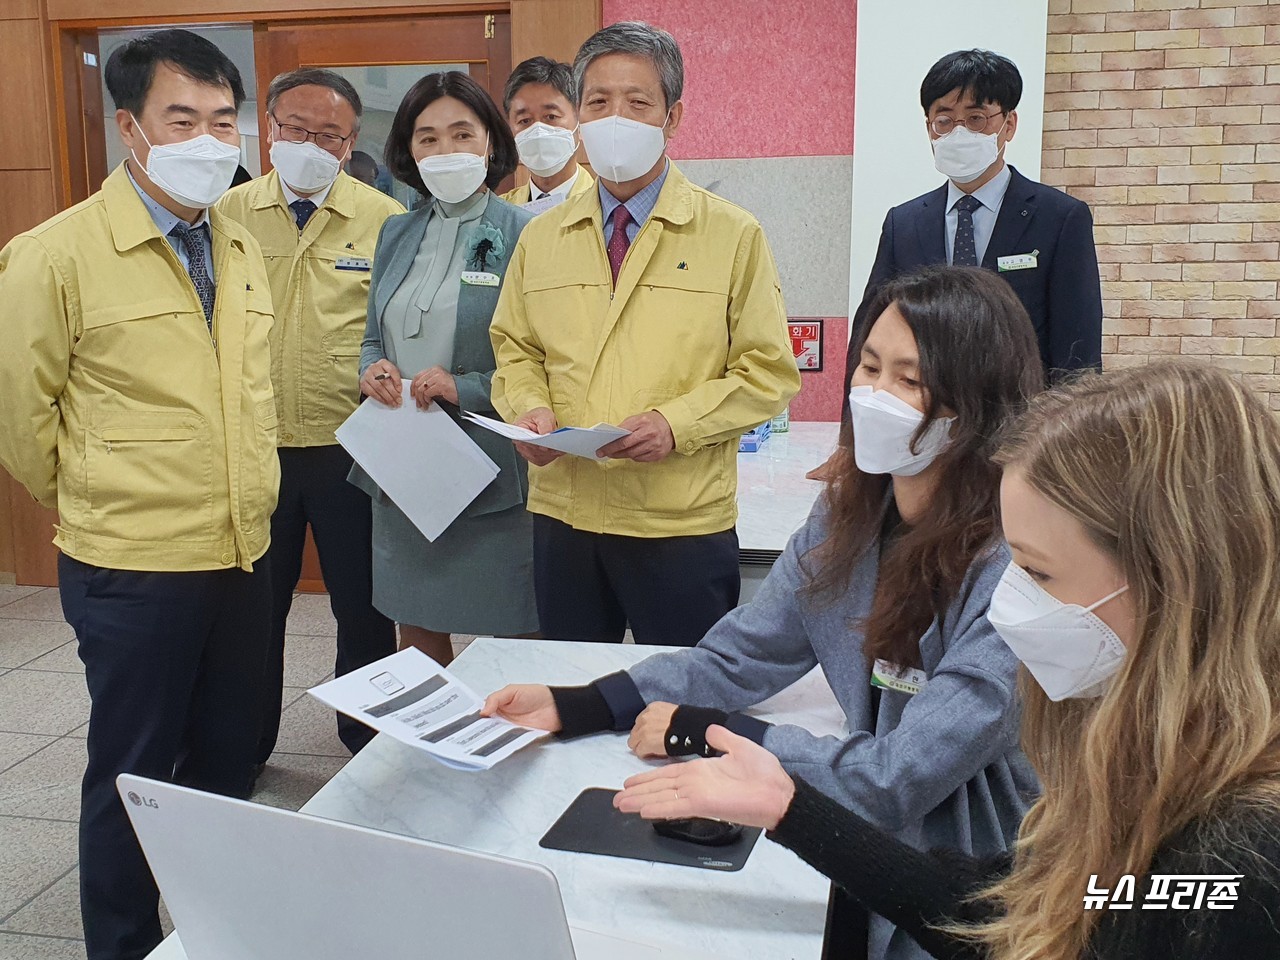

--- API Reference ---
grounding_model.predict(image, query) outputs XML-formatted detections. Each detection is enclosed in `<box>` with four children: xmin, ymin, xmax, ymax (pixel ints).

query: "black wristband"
<box><xmin>665</xmin><ymin>705</ymin><xmax>730</xmax><ymax>757</ymax></box>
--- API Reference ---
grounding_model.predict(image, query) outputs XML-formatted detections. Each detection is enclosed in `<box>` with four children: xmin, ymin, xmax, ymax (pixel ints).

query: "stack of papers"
<box><xmin>308</xmin><ymin>649</ymin><xmax>545</xmax><ymax>771</ymax></box>
<box><xmin>335</xmin><ymin>380</ymin><xmax>498</xmax><ymax>541</ymax></box>
<box><xmin>462</xmin><ymin>411</ymin><xmax>630</xmax><ymax>461</ymax></box>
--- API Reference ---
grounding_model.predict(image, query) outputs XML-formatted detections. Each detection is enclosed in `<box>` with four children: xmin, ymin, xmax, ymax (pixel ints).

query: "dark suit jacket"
<box><xmin>353</xmin><ymin>193</ymin><xmax>535</xmax><ymax>519</ymax></box>
<box><xmin>845</xmin><ymin>166</ymin><xmax>1102</xmax><ymax>391</ymax></box>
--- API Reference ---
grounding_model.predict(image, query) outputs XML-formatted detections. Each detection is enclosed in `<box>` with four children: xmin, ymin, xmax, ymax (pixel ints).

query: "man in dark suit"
<box><xmin>846</xmin><ymin>49</ymin><xmax>1102</xmax><ymax>394</ymax></box>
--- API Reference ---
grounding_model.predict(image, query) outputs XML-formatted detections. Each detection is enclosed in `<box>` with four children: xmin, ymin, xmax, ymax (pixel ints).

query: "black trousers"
<box><xmin>60</xmin><ymin>551</ymin><xmax>271</xmax><ymax>960</ymax></box>
<box><xmin>260</xmin><ymin>444</ymin><xmax>396</xmax><ymax>761</ymax></box>
<box><xmin>532</xmin><ymin>514</ymin><xmax>740</xmax><ymax>646</ymax></box>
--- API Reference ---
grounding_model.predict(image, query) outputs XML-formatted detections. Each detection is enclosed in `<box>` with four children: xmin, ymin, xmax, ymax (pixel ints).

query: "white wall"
<box><xmin>848</xmin><ymin>0</ymin><xmax>1049</xmax><ymax>319</ymax></box>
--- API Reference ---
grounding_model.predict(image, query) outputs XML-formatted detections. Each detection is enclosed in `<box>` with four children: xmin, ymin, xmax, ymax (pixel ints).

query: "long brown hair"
<box><xmin>975</xmin><ymin>361</ymin><xmax>1280</xmax><ymax>959</ymax></box>
<box><xmin>807</xmin><ymin>266</ymin><xmax>1043</xmax><ymax>667</ymax></box>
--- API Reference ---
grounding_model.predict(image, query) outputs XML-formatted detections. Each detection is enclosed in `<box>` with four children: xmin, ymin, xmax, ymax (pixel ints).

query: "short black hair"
<box><xmin>502</xmin><ymin>57</ymin><xmax>575</xmax><ymax>115</ymax></box>
<box><xmin>105</xmin><ymin>29</ymin><xmax>245</xmax><ymax>116</ymax></box>
<box><xmin>267</xmin><ymin>68</ymin><xmax>363</xmax><ymax>130</ymax></box>
<box><xmin>384</xmin><ymin>71</ymin><xmax>518</xmax><ymax>200</ymax></box>
<box><xmin>920</xmin><ymin>49</ymin><xmax>1022</xmax><ymax>115</ymax></box>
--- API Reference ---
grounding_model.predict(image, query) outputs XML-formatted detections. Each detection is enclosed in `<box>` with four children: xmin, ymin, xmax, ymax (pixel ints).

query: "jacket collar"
<box><xmin>105</xmin><ymin>161</ymin><xmax>246</xmax><ymax>255</ymax></box>
<box><xmin>560</xmin><ymin>159</ymin><xmax>695</xmax><ymax>229</ymax></box>
<box><xmin>251</xmin><ymin>168</ymin><xmax>359</xmax><ymax>219</ymax></box>
<box><xmin>105</xmin><ymin>162</ymin><xmax>176</xmax><ymax>253</ymax></box>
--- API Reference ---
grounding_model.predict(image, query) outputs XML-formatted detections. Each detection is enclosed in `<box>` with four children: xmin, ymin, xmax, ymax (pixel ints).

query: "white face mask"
<box><xmin>417</xmin><ymin>136</ymin><xmax>488</xmax><ymax>204</ymax></box>
<box><xmin>130</xmin><ymin>116</ymin><xmax>241</xmax><ymax>209</ymax></box>
<box><xmin>270</xmin><ymin>139</ymin><xmax>344</xmax><ymax>194</ymax></box>
<box><xmin>515</xmin><ymin>122</ymin><xmax>578</xmax><ymax>177</ymax></box>
<box><xmin>579</xmin><ymin>111</ymin><xmax>669</xmax><ymax>183</ymax></box>
<box><xmin>847</xmin><ymin>385</ymin><xmax>955</xmax><ymax>477</ymax></box>
<box><xmin>988</xmin><ymin>562</ymin><xmax>1130</xmax><ymax>701</ymax></box>
<box><xmin>931</xmin><ymin>119</ymin><xmax>1006</xmax><ymax>184</ymax></box>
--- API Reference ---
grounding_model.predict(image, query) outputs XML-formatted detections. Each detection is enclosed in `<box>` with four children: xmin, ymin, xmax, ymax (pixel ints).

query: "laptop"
<box><xmin>118</xmin><ymin>774</ymin><xmax>719</xmax><ymax>960</ymax></box>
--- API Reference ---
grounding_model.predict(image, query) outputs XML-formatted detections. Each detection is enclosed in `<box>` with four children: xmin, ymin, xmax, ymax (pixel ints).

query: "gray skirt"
<box><xmin>369</xmin><ymin>496</ymin><xmax>539</xmax><ymax>635</ymax></box>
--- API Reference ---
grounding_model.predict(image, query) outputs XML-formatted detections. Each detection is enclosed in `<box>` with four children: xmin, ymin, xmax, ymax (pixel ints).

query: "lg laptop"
<box><xmin>118</xmin><ymin>774</ymin><xmax>718</xmax><ymax>960</ymax></box>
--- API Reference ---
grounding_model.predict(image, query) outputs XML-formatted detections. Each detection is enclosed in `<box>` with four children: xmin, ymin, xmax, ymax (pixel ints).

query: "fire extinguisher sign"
<box><xmin>788</xmin><ymin>318</ymin><xmax>824</xmax><ymax>372</ymax></box>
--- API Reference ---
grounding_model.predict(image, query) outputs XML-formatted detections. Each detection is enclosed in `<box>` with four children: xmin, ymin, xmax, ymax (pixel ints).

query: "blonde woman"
<box><xmin>616</xmin><ymin>360</ymin><xmax>1280</xmax><ymax>959</ymax></box>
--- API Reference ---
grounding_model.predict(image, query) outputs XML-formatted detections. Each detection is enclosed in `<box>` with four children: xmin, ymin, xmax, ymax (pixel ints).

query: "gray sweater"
<box><xmin>593</xmin><ymin>497</ymin><xmax>1038</xmax><ymax>960</ymax></box>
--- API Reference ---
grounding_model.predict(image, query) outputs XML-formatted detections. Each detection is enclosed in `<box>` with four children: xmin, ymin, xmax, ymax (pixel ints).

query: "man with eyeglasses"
<box><xmin>844</xmin><ymin>49</ymin><xmax>1101</xmax><ymax>399</ymax></box>
<box><xmin>218</xmin><ymin>68</ymin><xmax>402</xmax><ymax>778</ymax></box>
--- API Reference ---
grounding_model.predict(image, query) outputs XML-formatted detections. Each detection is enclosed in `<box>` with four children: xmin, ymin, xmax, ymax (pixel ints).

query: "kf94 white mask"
<box><xmin>270</xmin><ymin>139</ymin><xmax>344</xmax><ymax>194</ymax></box>
<box><xmin>847</xmin><ymin>385</ymin><xmax>955</xmax><ymax>477</ymax></box>
<box><xmin>131</xmin><ymin>118</ymin><xmax>241</xmax><ymax>209</ymax></box>
<box><xmin>579</xmin><ymin>112</ymin><xmax>668</xmax><ymax>183</ymax></box>
<box><xmin>931</xmin><ymin>121</ymin><xmax>1005</xmax><ymax>184</ymax></box>
<box><xmin>515</xmin><ymin>122</ymin><xmax>578</xmax><ymax>177</ymax></box>
<box><xmin>988</xmin><ymin>562</ymin><xmax>1130</xmax><ymax>701</ymax></box>
<box><xmin>417</xmin><ymin>137</ymin><xmax>489</xmax><ymax>204</ymax></box>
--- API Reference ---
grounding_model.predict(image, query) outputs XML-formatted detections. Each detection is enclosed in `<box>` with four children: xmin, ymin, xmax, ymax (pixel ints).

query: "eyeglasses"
<box><xmin>270</xmin><ymin>114</ymin><xmax>352</xmax><ymax>151</ymax></box>
<box><xmin>929</xmin><ymin>110</ymin><xmax>1006</xmax><ymax>137</ymax></box>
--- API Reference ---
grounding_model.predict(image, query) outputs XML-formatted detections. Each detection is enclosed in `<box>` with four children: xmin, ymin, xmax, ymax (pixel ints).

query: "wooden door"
<box><xmin>258</xmin><ymin>11</ymin><xmax>512</xmax><ymax>591</ymax></box>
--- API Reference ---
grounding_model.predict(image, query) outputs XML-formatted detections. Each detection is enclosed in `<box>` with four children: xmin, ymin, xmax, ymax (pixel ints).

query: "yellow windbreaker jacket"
<box><xmin>0</xmin><ymin>164</ymin><xmax>279</xmax><ymax>572</ymax></box>
<box><xmin>490</xmin><ymin>161</ymin><xmax>800</xmax><ymax>538</ymax></box>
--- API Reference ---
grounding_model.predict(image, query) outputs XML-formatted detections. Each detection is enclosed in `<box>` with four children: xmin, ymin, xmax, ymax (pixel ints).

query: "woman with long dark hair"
<box><xmin>485</xmin><ymin>265</ymin><xmax>1046</xmax><ymax>960</ymax></box>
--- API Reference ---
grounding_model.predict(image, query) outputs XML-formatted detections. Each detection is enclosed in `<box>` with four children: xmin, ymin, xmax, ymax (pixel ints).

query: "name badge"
<box><xmin>461</xmin><ymin>271</ymin><xmax>500</xmax><ymax>287</ymax></box>
<box><xmin>871</xmin><ymin>659</ymin><xmax>929</xmax><ymax>696</ymax></box>
<box><xmin>997</xmin><ymin>252</ymin><xmax>1038</xmax><ymax>272</ymax></box>
<box><xmin>335</xmin><ymin>257</ymin><xmax>371</xmax><ymax>272</ymax></box>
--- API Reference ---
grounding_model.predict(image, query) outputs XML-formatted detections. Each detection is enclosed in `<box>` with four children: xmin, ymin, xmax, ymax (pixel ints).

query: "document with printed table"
<box><xmin>335</xmin><ymin>380</ymin><xmax>498</xmax><ymax>542</ymax></box>
<box><xmin>462</xmin><ymin>411</ymin><xmax>630</xmax><ymax>461</ymax></box>
<box><xmin>308</xmin><ymin>648</ymin><xmax>546</xmax><ymax>770</ymax></box>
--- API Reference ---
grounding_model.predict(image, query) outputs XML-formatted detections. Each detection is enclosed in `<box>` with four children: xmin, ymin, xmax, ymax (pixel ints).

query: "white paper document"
<box><xmin>335</xmin><ymin>380</ymin><xmax>498</xmax><ymax>541</ymax></box>
<box><xmin>462</xmin><ymin>411</ymin><xmax>630</xmax><ymax>461</ymax></box>
<box><xmin>308</xmin><ymin>649</ymin><xmax>545</xmax><ymax>770</ymax></box>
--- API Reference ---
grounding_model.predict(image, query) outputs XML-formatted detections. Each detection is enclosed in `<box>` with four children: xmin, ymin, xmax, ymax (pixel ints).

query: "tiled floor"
<box><xmin>0</xmin><ymin>584</ymin><xmax>471</xmax><ymax>959</ymax></box>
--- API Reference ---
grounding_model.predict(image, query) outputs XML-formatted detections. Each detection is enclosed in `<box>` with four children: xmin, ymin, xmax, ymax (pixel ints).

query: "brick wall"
<box><xmin>1042</xmin><ymin>0</ymin><xmax>1280</xmax><ymax>408</ymax></box>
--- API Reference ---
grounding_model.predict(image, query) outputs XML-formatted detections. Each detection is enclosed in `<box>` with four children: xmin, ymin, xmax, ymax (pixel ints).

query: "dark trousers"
<box><xmin>532</xmin><ymin>514</ymin><xmax>740</xmax><ymax>646</ymax></box>
<box><xmin>60</xmin><ymin>551</ymin><xmax>272</xmax><ymax>960</ymax></box>
<box><xmin>260</xmin><ymin>444</ymin><xmax>396</xmax><ymax>761</ymax></box>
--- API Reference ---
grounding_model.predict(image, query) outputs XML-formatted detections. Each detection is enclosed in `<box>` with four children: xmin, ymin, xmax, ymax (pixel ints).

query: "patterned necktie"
<box><xmin>169</xmin><ymin>221</ymin><xmax>214</xmax><ymax>328</ymax></box>
<box><xmin>607</xmin><ymin>204</ymin><xmax>633</xmax><ymax>286</ymax></box>
<box><xmin>290</xmin><ymin>199</ymin><xmax>317</xmax><ymax>230</ymax></box>
<box><xmin>952</xmin><ymin>194</ymin><xmax>982</xmax><ymax>267</ymax></box>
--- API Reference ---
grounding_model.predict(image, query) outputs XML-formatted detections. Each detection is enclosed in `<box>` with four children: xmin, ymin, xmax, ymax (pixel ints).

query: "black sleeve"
<box><xmin>769</xmin><ymin>778</ymin><xmax>1009</xmax><ymax>960</ymax></box>
<box><xmin>549</xmin><ymin>682</ymin><xmax>616</xmax><ymax>739</ymax></box>
<box><xmin>1045</xmin><ymin>199</ymin><xmax>1103</xmax><ymax>380</ymax></box>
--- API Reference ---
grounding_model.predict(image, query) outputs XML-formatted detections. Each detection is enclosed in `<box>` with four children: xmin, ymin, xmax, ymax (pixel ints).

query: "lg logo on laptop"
<box><xmin>128</xmin><ymin>791</ymin><xmax>159</xmax><ymax>809</ymax></box>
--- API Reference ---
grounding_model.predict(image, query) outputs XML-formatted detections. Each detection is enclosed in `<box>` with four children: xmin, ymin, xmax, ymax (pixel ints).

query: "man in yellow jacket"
<box><xmin>0</xmin><ymin>31</ymin><xmax>277</xmax><ymax>960</ymax></box>
<box><xmin>491</xmin><ymin>22</ymin><xmax>800</xmax><ymax>647</ymax></box>
<box><xmin>500</xmin><ymin>56</ymin><xmax>594</xmax><ymax>208</ymax></box>
<box><xmin>217</xmin><ymin>68</ymin><xmax>403</xmax><ymax>771</ymax></box>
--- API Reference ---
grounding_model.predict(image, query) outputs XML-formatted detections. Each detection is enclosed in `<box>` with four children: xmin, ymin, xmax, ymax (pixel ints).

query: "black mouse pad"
<box><xmin>539</xmin><ymin>787</ymin><xmax>761</xmax><ymax>872</ymax></box>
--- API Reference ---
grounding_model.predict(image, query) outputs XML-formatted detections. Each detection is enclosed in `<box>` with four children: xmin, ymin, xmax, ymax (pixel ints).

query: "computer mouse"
<box><xmin>651</xmin><ymin>817</ymin><xmax>744</xmax><ymax>847</ymax></box>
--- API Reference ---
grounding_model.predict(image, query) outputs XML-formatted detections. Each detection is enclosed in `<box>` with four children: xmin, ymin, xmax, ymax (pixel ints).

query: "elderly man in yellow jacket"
<box><xmin>491</xmin><ymin>22</ymin><xmax>800</xmax><ymax>647</ymax></box>
<box><xmin>0</xmin><ymin>31</ymin><xmax>277</xmax><ymax>960</ymax></box>
<box><xmin>217</xmin><ymin>68</ymin><xmax>403</xmax><ymax>772</ymax></box>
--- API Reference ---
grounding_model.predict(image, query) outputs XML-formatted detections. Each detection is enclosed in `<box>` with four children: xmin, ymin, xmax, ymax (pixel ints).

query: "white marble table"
<box><xmin>735</xmin><ymin>422</ymin><xmax>838</xmax><ymax>554</ymax></box>
<box><xmin>146</xmin><ymin>638</ymin><xmax>844</xmax><ymax>960</ymax></box>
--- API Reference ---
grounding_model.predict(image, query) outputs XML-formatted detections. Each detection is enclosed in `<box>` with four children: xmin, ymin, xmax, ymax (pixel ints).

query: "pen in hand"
<box><xmin>374</xmin><ymin>373</ymin><xmax>390</xmax><ymax>381</ymax></box>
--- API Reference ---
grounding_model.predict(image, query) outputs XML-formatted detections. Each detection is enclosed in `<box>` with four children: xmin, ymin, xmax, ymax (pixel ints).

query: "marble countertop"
<box><xmin>736</xmin><ymin>422</ymin><xmax>839</xmax><ymax>554</ymax></box>
<box><xmin>299</xmin><ymin>638</ymin><xmax>845</xmax><ymax>959</ymax></box>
